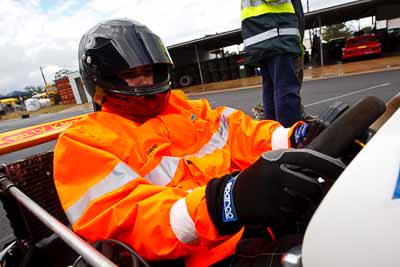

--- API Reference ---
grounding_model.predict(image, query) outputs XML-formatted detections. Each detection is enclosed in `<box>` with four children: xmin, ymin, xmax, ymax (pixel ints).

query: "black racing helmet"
<box><xmin>78</xmin><ymin>19</ymin><xmax>173</xmax><ymax>104</ymax></box>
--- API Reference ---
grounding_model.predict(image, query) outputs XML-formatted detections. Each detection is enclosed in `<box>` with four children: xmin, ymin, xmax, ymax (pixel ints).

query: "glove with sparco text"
<box><xmin>291</xmin><ymin>102</ymin><xmax>349</xmax><ymax>148</ymax></box>
<box><xmin>205</xmin><ymin>149</ymin><xmax>345</xmax><ymax>235</ymax></box>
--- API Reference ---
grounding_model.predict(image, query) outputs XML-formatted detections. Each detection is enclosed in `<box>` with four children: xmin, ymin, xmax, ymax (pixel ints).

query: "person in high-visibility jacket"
<box><xmin>241</xmin><ymin>0</ymin><xmax>305</xmax><ymax>127</ymax></box>
<box><xmin>54</xmin><ymin>19</ymin><xmax>325</xmax><ymax>266</ymax></box>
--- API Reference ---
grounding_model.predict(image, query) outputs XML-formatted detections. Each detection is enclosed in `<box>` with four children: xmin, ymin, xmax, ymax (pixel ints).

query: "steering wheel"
<box><xmin>307</xmin><ymin>96</ymin><xmax>386</xmax><ymax>158</ymax></box>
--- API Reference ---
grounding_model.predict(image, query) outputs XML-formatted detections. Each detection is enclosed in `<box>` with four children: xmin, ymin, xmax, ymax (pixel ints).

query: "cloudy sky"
<box><xmin>0</xmin><ymin>0</ymin><xmax>356</xmax><ymax>94</ymax></box>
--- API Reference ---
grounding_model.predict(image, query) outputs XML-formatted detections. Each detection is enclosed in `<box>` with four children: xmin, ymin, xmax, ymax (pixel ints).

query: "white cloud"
<box><xmin>0</xmin><ymin>0</ymin><xmax>366</xmax><ymax>95</ymax></box>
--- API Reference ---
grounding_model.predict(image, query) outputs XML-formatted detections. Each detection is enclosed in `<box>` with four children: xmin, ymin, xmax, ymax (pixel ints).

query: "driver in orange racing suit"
<box><xmin>54</xmin><ymin>19</ymin><xmax>326</xmax><ymax>266</ymax></box>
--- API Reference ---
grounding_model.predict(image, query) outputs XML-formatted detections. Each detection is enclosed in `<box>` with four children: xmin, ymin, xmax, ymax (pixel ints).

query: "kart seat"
<box><xmin>0</xmin><ymin>151</ymin><xmax>69</xmax><ymax>244</ymax></box>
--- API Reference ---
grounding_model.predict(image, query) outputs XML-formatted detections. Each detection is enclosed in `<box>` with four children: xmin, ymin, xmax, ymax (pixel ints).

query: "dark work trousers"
<box><xmin>260</xmin><ymin>54</ymin><xmax>301</xmax><ymax>127</ymax></box>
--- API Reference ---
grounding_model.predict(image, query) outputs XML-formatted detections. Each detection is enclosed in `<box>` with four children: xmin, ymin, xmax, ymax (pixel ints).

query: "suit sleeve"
<box><xmin>215</xmin><ymin>106</ymin><xmax>301</xmax><ymax>169</ymax></box>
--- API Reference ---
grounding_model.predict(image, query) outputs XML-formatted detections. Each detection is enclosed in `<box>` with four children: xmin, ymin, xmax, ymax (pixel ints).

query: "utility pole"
<box><xmin>318</xmin><ymin>16</ymin><xmax>324</xmax><ymax>66</ymax></box>
<box><xmin>40</xmin><ymin>66</ymin><xmax>48</xmax><ymax>87</ymax></box>
<box><xmin>194</xmin><ymin>45</ymin><xmax>206</xmax><ymax>92</ymax></box>
<box><xmin>307</xmin><ymin>0</ymin><xmax>313</xmax><ymax>53</ymax></box>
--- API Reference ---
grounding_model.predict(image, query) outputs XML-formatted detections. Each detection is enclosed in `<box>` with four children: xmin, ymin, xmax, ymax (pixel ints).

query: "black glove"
<box><xmin>291</xmin><ymin>102</ymin><xmax>349</xmax><ymax>148</ymax></box>
<box><xmin>206</xmin><ymin>149</ymin><xmax>345</xmax><ymax>235</ymax></box>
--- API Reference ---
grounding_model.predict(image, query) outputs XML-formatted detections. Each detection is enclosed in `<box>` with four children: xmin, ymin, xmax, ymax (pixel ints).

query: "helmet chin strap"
<box><xmin>94</xmin><ymin>86</ymin><xmax>108</xmax><ymax>106</ymax></box>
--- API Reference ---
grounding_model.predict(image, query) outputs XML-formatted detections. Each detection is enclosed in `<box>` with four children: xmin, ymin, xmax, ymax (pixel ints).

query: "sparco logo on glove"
<box><xmin>222</xmin><ymin>176</ymin><xmax>238</xmax><ymax>223</ymax></box>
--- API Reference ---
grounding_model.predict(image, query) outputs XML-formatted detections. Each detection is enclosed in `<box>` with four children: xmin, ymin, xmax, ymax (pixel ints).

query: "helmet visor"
<box><xmin>98</xmin><ymin>64</ymin><xmax>171</xmax><ymax>96</ymax></box>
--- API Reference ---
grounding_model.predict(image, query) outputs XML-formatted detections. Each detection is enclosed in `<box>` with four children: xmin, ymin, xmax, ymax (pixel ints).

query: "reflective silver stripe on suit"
<box><xmin>241</xmin><ymin>0</ymin><xmax>290</xmax><ymax>9</ymax></box>
<box><xmin>192</xmin><ymin>107</ymin><xmax>235</xmax><ymax>157</ymax></box>
<box><xmin>169</xmin><ymin>197</ymin><xmax>199</xmax><ymax>244</ymax></box>
<box><xmin>144</xmin><ymin>156</ymin><xmax>180</xmax><ymax>185</ymax></box>
<box><xmin>279</xmin><ymin>28</ymin><xmax>301</xmax><ymax>37</ymax></box>
<box><xmin>66</xmin><ymin>162</ymin><xmax>139</xmax><ymax>224</ymax></box>
<box><xmin>243</xmin><ymin>27</ymin><xmax>300</xmax><ymax>47</ymax></box>
<box><xmin>144</xmin><ymin>107</ymin><xmax>237</xmax><ymax>186</ymax></box>
<box><xmin>265</xmin><ymin>0</ymin><xmax>291</xmax><ymax>5</ymax></box>
<box><xmin>271</xmin><ymin>126</ymin><xmax>290</xmax><ymax>150</ymax></box>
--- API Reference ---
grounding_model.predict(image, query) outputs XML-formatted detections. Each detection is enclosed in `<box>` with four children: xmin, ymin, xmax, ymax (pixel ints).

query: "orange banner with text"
<box><xmin>0</xmin><ymin>115</ymin><xmax>86</xmax><ymax>155</ymax></box>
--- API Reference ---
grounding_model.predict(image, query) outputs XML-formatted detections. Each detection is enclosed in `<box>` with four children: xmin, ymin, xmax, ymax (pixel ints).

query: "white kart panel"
<box><xmin>303</xmin><ymin>109</ymin><xmax>400</xmax><ymax>267</ymax></box>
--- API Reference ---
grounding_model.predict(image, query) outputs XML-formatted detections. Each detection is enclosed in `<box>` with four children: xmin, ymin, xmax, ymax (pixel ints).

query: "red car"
<box><xmin>342</xmin><ymin>34</ymin><xmax>381</xmax><ymax>61</ymax></box>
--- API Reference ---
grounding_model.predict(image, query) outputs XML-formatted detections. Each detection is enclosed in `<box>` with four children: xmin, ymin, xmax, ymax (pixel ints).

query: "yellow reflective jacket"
<box><xmin>241</xmin><ymin>0</ymin><xmax>302</xmax><ymax>65</ymax></box>
<box><xmin>54</xmin><ymin>91</ymin><xmax>299</xmax><ymax>266</ymax></box>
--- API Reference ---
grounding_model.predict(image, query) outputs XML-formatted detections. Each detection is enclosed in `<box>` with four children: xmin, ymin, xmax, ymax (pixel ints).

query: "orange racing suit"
<box><xmin>54</xmin><ymin>91</ymin><xmax>300</xmax><ymax>266</ymax></box>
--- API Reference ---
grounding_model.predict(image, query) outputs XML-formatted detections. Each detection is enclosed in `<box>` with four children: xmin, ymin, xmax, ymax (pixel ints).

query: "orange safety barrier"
<box><xmin>0</xmin><ymin>115</ymin><xmax>87</xmax><ymax>155</ymax></box>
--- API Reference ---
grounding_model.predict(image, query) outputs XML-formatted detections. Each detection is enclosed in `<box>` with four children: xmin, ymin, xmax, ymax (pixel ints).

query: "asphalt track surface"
<box><xmin>0</xmin><ymin>69</ymin><xmax>399</xmax><ymax>249</ymax></box>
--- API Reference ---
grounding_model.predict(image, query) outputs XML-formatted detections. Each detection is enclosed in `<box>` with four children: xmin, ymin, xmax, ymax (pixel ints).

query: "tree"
<box><xmin>322</xmin><ymin>23</ymin><xmax>353</xmax><ymax>41</ymax></box>
<box><xmin>24</xmin><ymin>85</ymin><xmax>44</xmax><ymax>94</ymax></box>
<box><xmin>36</xmin><ymin>85</ymin><xmax>44</xmax><ymax>93</ymax></box>
<box><xmin>24</xmin><ymin>85</ymin><xmax>36</xmax><ymax>93</ymax></box>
